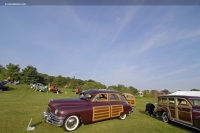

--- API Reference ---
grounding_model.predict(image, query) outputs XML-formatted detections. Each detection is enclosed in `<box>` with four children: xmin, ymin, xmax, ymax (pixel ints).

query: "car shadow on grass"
<box><xmin>0</xmin><ymin>87</ymin><xmax>15</xmax><ymax>91</ymax></box>
<box><xmin>7</xmin><ymin>87</ymin><xmax>16</xmax><ymax>91</ymax></box>
<box><xmin>138</xmin><ymin>110</ymin><xmax>199</xmax><ymax>133</ymax></box>
<box><xmin>31</xmin><ymin>121</ymin><xmax>42</xmax><ymax>127</ymax></box>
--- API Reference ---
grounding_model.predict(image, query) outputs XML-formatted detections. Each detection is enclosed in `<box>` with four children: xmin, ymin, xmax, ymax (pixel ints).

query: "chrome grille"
<box><xmin>44</xmin><ymin>112</ymin><xmax>65</xmax><ymax>126</ymax></box>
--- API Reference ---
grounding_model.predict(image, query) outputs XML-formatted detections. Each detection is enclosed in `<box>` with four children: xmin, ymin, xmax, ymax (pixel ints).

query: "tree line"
<box><xmin>0</xmin><ymin>63</ymin><xmax>139</xmax><ymax>95</ymax></box>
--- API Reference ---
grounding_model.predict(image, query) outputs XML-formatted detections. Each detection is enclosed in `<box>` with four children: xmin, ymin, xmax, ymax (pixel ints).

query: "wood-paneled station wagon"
<box><xmin>156</xmin><ymin>91</ymin><xmax>200</xmax><ymax>130</ymax></box>
<box><xmin>123</xmin><ymin>93</ymin><xmax>136</xmax><ymax>107</ymax></box>
<box><xmin>43</xmin><ymin>90</ymin><xmax>133</xmax><ymax>132</ymax></box>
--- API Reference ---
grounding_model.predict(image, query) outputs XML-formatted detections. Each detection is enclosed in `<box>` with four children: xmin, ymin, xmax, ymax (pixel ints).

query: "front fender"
<box><xmin>56</xmin><ymin>105</ymin><xmax>93</xmax><ymax>124</ymax></box>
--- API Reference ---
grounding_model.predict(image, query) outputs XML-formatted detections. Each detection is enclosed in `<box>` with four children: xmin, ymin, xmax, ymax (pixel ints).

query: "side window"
<box><xmin>189</xmin><ymin>99</ymin><xmax>200</xmax><ymax>106</ymax></box>
<box><xmin>169</xmin><ymin>98</ymin><xmax>175</xmax><ymax>105</ymax></box>
<box><xmin>109</xmin><ymin>94</ymin><xmax>120</xmax><ymax>101</ymax></box>
<box><xmin>127</xmin><ymin>95</ymin><xmax>131</xmax><ymax>98</ymax></box>
<box><xmin>94</xmin><ymin>93</ymin><xmax>108</xmax><ymax>102</ymax></box>
<box><xmin>121</xmin><ymin>95</ymin><xmax>127</xmax><ymax>101</ymax></box>
<box><xmin>178</xmin><ymin>99</ymin><xmax>188</xmax><ymax>106</ymax></box>
<box><xmin>162</xmin><ymin>98</ymin><xmax>167</xmax><ymax>104</ymax></box>
<box><xmin>194</xmin><ymin>100</ymin><xmax>200</xmax><ymax>105</ymax></box>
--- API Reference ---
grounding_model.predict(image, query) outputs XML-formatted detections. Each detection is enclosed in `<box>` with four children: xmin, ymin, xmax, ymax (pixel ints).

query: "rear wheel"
<box><xmin>162</xmin><ymin>111</ymin><xmax>170</xmax><ymax>123</ymax></box>
<box><xmin>118</xmin><ymin>114</ymin><xmax>127</xmax><ymax>120</ymax></box>
<box><xmin>63</xmin><ymin>115</ymin><xmax>80</xmax><ymax>132</ymax></box>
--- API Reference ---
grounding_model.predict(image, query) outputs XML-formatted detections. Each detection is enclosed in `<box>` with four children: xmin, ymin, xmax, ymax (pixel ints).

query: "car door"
<box><xmin>177</xmin><ymin>98</ymin><xmax>192</xmax><ymax>124</ymax></box>
<box><xmin>109</xmin><ymin>93</ymin><xmax>124</xmax><ymax>118</ymax></box>
<box><xmin>91</xmin><ymin>93</ymin><xmax>110</xmax><ymax>122</ymax></box>
<box><xmin>189</xmin><ymin>98</ymin><xmax>200</xmax><ymax>128</ymax></box>
<box><xmin>168</xmin><ymin>98</ymin><xmax>176</xmax><ymax>119</ymax></box>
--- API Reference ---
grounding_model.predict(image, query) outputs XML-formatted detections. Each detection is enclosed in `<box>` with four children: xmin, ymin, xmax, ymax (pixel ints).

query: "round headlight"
<box><xmin>55</xmin><ymin>109</ymin><xmax>58</xmax><ymax>115</ymax></box>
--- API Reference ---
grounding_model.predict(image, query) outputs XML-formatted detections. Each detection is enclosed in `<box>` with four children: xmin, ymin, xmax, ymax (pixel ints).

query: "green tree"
<box><xmin>6</xmin><ymin>63</ymin><xmax>20</xmax><ymax>81</ymax></box>
<box><xmin>143</xmin><ymin>90</ymin><xmax>153</xmax><ymax>97</ymax></box>
<box><xmin>69</xmin><ymin>79</ymin><xmax>84</xmax><ymax>89</ymax></box>
<box><xmin>107</xmin><ymin>85</ymin><xmax>117</xmax><ymax>90</ymax></box>
<box><xmin>81</xmin><ymin>81</ymin><xmax>106</xmax><ymax>90</ymax></box>
<box><xmin>161</xmin><ymin>89</ymin><xmax>170</xmax><ymax>94</ymax></box>
<box><xmin>21</xmin><ymin>65</ymin><xmax>39</xmax><ymax>84</ymax></box>
<box><xmin>116</xmin><ymin>84</ymin><xmax>127</xmax><ymax>92</ymax></box>
<box><xmin>150</xmin><ymin>90</ymin><xmax>159</xmax><ymax>97</ymax></box>
<box><xmin>128</xmin><ymin>86</ymin><xmax>138</xmax><ymax>94</ymax></box>
<box><xmin>38</xmin><ymin>73</ymin><xmax>49</xmax><ymax>85</ymax></box>
<box><xmin>52</xmin><ymin>75</ymin><xmax>67</xmax><ymax>87</ymax></box>
<box><xmin>0</xmin><ymin>65</ymin><xmax>7</xmax><ymax>81</ymax></box>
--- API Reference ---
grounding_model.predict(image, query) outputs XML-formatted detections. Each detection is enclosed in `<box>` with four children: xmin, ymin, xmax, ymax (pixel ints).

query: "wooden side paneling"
<box><xmin>92</xmin><ymin>105</ymin><xmax>123</xmax><ymax>121</ymax></box>
<box><xmin>111</xmin><ymin>105</ymin><xmax>123</xmax><ymax>118</ymax></box>
<box><xmin>93</xmin><ymin>106</ymin><xmax>110</xmax><ymax>121</ymax></box>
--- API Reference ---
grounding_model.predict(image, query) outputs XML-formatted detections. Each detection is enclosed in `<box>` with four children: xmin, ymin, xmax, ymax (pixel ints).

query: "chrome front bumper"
<box><xmin>43</xmin><ymin>112</ymin><xmax>65</xmax><ymax>126</ymax></box>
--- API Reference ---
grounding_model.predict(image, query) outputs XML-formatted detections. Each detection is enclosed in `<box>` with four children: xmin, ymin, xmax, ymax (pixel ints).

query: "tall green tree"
<box><xmin>38</xmin><ymin>73</ymin><xmax>49</xmax><ymax>85</ymax></box>
<box><xmin>21</xmin><ymin>65</ymin><xmax>39</xmax><ymax>84</ymax></box>
<box><xmin>69</xmin><ymin>79</ymin><xmax>84</xmax><ymax>89</ymax></box>
<box><xmin>52</xmin><ymin>75</ymin><xmax>67</xmax><ymax>87</ymax></box>
<box><xmin>128</xmin><ymin>86</ymin><xmax>138</xmax><ymax>94</ymax></box>
<box><xmin>161</xmin><ymin>89</ymin><xmax>170</xmax><ymax>94</ymax></box>
<box><xmin>143</xmin><ymin>90</ymin><xmax>153</xmax><ymax>97</ymax></box>
<box><xmin>116</xmin><ymin>84</ymin><xmax>127</xmax><ymax>92</ymax></box>
<box><xmin>6</xmin><ymin>63</ymin><xmax>20</xmax><ymax>81</ymax></box>
<box><xmin>107</xmin><ymin>85</ymin><xmax>117</xmax><ymax>90</ymax></box>
<box><xmin>81</xmin><ymin>81</ymin><xmax>106</xmax><ymax>90</ymax></box>
<box><xmin>0</xmin><ymin>65</ymin><xmax>7</xmax><ymax>81</ymax></box>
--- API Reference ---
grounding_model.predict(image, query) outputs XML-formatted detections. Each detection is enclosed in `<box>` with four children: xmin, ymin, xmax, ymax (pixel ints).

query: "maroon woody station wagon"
<box><xmin>156</xmin><ymin>91</ymin><xmax>200</xmax><ymax>130</ymax></box>
<box><xmin>43</xmin><ymin>90</ymin><xmax>133</xmax><ymax>132</ymax></box>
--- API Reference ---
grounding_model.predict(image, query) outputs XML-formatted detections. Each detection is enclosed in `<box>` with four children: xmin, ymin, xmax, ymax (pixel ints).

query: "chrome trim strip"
<box><xmin>174</xmin><ymin>120</ymin><xmax>200</xmax><ymax>130</ymax></box>
<box><xmin>193</xmin><ymin>110</ymin><xmax>200</xmax><ymax>113</ymax></box>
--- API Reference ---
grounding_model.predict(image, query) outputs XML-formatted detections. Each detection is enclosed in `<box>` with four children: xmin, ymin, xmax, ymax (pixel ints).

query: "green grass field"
<box><xmin>0</xmin><ymin>84</ymin><xmax>197</xmax><ymax>133</ymax></box>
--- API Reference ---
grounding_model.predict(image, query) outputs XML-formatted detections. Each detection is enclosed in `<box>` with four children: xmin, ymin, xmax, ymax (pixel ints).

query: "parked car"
<box><xmin>0</xmin><ymin>81</ymin><xmax>9</xmax><ymax>91</ymax></box>
<box><xmin>156</xmin><ymin>91</ymin><xmax>200</xmax><ymax>130</ymax></box>
<box><xmin>50</xmin><ymin>86</ymin><xmax>61</xmax><ymax>94</ymax></box>
<box><xmin>30</xmin><ymin>83</ymin><xmax>47</xmax><ymax>92</ymax></box>
<box><xmin>43</xmin><ymin>89</ymin><xmax>133</xmax><ymax>132</ymax></box>
<box><xmin>123</xmin><ymin>93</ymin><xmax>136</xmax><ymax>107</ymax></box>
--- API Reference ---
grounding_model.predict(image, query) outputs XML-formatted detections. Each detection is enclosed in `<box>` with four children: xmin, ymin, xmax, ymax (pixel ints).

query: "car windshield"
<box><xmin>79</xmin><ymin>92</ymin><xmax>93</xmax><ymax>100</ymax></box>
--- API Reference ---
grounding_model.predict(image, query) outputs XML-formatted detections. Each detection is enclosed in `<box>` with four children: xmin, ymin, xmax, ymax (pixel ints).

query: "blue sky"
<box><xmin>0</xmin><ymin>6</ymin><xmax>200</xmax><ymax>91</ymax></box>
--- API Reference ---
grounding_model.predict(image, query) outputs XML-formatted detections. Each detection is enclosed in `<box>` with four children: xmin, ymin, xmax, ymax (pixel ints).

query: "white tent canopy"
<box><xmin>168</xmin><ymin>91</ymin><xmax>200</xmax><ymax>97</ymax></box>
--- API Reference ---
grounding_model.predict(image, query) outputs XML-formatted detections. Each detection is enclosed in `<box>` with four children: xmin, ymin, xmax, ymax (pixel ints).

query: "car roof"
<box><xmin>169</xmin><ymin>91</ymin><xmax>200</xmax><ymax>96</ymax></box>
<box><xmin>159</xmin><ymin>95</ymin><xmax>200</xmax><ymax>99</ymax></box>
<box><xmin>123</xmin><ymin>93</ymin><xmax>134</xmax><ymax>96</ymax></box>
<box><xmin>82</xmin><ymin>89</ymin><xmax>123</xmax><ymax>96</ymax></box>
<box><xmin>159</xmin><ymin>91</ymin><xmax>200</xmax><ymax>98</ymax></box>
<box><xmin>160</xmin><ymin>91</ymin><xmax>200</xmax><ymax>98</ymax></box>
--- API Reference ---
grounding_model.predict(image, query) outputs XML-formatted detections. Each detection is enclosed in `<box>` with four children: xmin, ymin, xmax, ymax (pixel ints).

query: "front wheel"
<box><xmin>162</xmin><ymin>111</ymin><xmax>170</xmax><ymax>123</ymax></box>
<box><xmin>118</xmin><ymin>114</ymin><xmax>127</xmax><ymax>120</ymax></box>
<box><xmin>63</xmin><ymin>115</ymin><xmax>80</xmax><ymax>132</ymax></box>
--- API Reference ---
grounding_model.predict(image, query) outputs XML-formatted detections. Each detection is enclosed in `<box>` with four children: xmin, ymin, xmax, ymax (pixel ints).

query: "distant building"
<box><xmin>138</xmin><ymin>91</ymin><xmax>144</xmax><ymax>97</ymax></box>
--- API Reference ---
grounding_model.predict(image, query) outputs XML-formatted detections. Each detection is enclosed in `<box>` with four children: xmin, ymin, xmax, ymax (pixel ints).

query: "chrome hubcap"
<box><xmin>163</xmin><ymin>113</ymin><xmax>168</xmax><ymax>122</ymax></box>
<box><xmin>67</xmin><ymin>118</ymin><xmax>77</xmax><ymax>129</ymax></box>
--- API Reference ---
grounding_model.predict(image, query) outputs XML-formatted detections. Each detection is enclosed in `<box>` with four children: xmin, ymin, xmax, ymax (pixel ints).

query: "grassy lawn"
<box><xmin>0</xmin><ymin>84</ymin><xmax>197</xmax><ymax>133</ymax></box>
